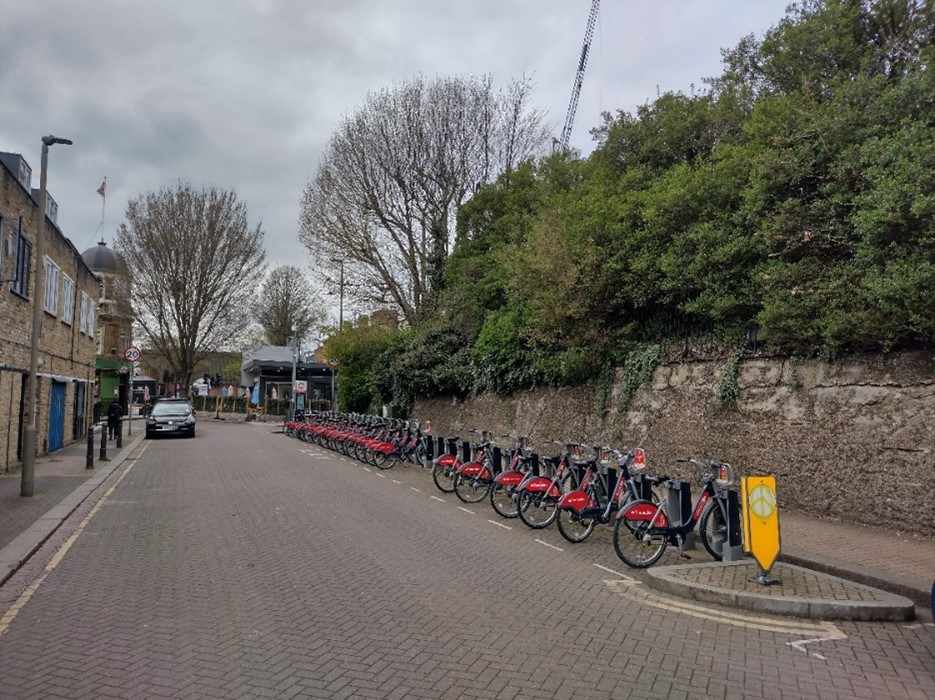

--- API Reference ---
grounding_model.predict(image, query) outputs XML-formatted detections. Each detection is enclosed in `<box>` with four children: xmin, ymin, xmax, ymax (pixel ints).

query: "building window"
<box><xmin>88</xmin><ymin>298</ymin><xmax>95</xmax><ymax>338</ymax></box>
<box><xmin>62</xmin><ymin>275</ymin><xmax>75</xmax><ymax>324</ymax></box>
<box><xmin>44</xmin><ymin>257</ymin><xmax>60</xmax><ymax>315</ymax></box>
<box><xmin>12</xmin><ymin>224</ymin><xmax>31</xmax><ymax>298</ymax></box>
<box><xmin>79</xmin><ymin>292</ymin><xmax>89</xmax><ymax>334</ymax></box>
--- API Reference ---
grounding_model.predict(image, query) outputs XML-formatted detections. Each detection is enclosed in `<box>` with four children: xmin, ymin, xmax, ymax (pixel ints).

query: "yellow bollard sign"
<box><xmin>741</xmin><ymin>475</ymin><xmax>781</xmax><ymax>572</ymax></box>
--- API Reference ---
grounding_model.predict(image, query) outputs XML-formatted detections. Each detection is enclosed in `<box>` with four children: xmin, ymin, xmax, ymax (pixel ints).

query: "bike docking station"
<box><xmin>741</xmin><ymin>475</ymin><xmax>781</xmax><ymax>585</ymax></box>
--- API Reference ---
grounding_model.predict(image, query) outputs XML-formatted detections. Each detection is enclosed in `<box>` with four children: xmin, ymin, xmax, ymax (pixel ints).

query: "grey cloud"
<box><xmin>0</xmin><ymin>0</ymin><xmax>790</xmax><ymax>271</ymax></box>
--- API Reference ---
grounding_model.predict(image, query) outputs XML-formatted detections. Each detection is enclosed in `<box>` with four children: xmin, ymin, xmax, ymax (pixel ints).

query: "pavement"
<box><xmin>1</xmin><ymin>418</ymin><xmax>933</xmax><ymax>623</ymax></box>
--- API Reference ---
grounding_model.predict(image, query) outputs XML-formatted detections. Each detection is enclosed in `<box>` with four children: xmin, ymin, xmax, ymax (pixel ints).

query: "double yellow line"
<box><xmin>603</xmin><ymin>577</ymin><xmax>846</xmax><ymax>639</ymax></box>
<box><xmin>0</xmin><ymin>447</ymin><xmax>146</xmax><ymax>638</ymax></box>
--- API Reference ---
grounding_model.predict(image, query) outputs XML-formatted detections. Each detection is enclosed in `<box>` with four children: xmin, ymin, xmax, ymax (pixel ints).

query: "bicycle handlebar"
<box><xmin>676</xmin><ymin>456</ymin><xmax>732</xmax><ymax>484</ymax></box>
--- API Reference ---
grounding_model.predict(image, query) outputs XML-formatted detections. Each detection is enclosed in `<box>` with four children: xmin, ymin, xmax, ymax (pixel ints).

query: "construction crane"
<box><xmin>559</xmin><ymin>0</ymin><xmax>600</xmax><ymax>151</ymax></box>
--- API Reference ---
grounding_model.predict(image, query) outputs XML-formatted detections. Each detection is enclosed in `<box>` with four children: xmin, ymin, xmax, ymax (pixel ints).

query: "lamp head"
<box><xmin>42</xmin><ymin>135</ymin><xmax>73</xmax><ymax>146</ymax></box>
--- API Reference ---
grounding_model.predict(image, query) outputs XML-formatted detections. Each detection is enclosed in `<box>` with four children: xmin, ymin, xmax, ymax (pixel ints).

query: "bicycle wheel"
<box><xmin>699</xmin><ymin>502</ymin><xmax>729</xmax><ymax>561</ymax></box>
<box><xmin>432</xmin><ymin>460</ymin><xmax>457</xmax><ymax>493</ymax></box>
<box><xmin>374</xmin><ymin>450</ymin><xmax>397</xmax><ymax>470</ymax></box>
<box><xmin>518</xmin><ymin>491</ymin><xmax>559</xmax><ymax>529</ymax></box>
<box><xmin>612</xmin><ymin>503</ymin><xmax>667</xmax><ymax>568</ymax></box>
<box><xmin>556</xmin><ymin>507</ymin><xmax>596</xmax><ymax>543</ymax></box>
<box><xmin>490</xmin><ymin>482</ymin><xmax>520</xmax><ymax>518</ymax></box>
<box><xmin>453</xmin><ymin>472</ymin><xmax>492</xmax><ymax>503</ymax></box>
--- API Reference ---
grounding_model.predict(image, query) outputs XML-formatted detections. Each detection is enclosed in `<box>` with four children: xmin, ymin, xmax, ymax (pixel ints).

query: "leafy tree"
<box><xmin>354</xmin><ymin>0</ymin><xmax>935</xmax><ymax>406</ymax></box>
<box><xmin>252</xmin><ymin>265</ymin><xmax>326</xmax><ymax>346</ymax></box>
<box><xmin>116</xmin><ymin>182</ymin><xmax>266</xmax><ymax>393</ymax></box>
<box><xmin>298</xmin><ymin>74</ymin><xmax>550</xmax><ymax>324</ymax></box>
<box><xmin>325</xmin><ymin>322</ymin><xmax>396</xmax><ymax>413</ymax></box>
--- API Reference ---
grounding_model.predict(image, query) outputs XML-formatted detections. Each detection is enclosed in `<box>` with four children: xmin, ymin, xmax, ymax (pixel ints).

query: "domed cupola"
<box><xmin>81</xmin><ymin>240</ymin><xmax>128</xmax><ymax>276</ymax></box>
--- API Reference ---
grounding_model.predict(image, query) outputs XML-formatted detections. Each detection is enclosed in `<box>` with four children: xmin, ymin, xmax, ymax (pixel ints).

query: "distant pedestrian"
<box><xmin>107</xmin><ymin>401</ymin><xmax>123</xmax><ymax>439</ymax></box>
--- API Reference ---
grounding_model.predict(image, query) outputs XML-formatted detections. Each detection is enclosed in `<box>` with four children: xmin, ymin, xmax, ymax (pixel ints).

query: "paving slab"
<box><xmin>646</xmin><ymin>559</ymin><xmax>916</xmax><ymax>621</ymax></box>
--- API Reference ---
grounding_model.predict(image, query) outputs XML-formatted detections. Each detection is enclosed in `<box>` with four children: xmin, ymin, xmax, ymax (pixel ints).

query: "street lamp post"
<box><xmin>330</xmin><ymin>257</ymin><xmax>344</xmax><ymax>329</ymax></box>
<box><xmin>22</xmin><ymin>135</ymin><xmax>72</xmax><ymax>497</ymax></box>
<box><xmin>328</xmin><ymin>358</ymin><xmax>338</xmax><ymax>412</ymax></box>
<box><xmin>288</xmin><ymin>332</ymin><xmax>298</xmax><ymax>421</ymax></box>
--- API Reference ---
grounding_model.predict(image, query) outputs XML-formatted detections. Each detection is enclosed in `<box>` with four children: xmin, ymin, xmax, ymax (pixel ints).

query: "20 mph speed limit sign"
<box><xmin>123</xmin><ymin>346</ymin><xmax>142</xmax><ymax>362</ymax></box>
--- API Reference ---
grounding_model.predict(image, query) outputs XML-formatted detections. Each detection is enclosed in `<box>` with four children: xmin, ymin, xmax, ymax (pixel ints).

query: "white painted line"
<box><xmin>363</xmin><ymin>467</ymin><xmax>372</xmax><ymax>473</ymax></box>
<box><xmin>535</xmin><ymin>539</ymin><xmax>564</xmax><ymax>552</ymax></box>
<box><xmin>457</xmin><ymin>507</ymin><xmax>474</xmax><ymax>515</ymax></box>
<box><xmin>488</xmin><ymin>520</ymin><xmax>512</xmax><ymax>530</ymax></box>
<box><xmin>392</xmin><ymin>480</ymin><xmax>402</xmax><ymax>484</ymax></box>
<box><xmin>410</xmin><ymin>487</ymin><xmax>423</xmax><ymax>493</ymax></box>
<box><xmin>593</xmin><ymin>563</ymin><xmax>636</xmax><ymax>582</ymax></box>
<box><xmin>786</xmin><ymin>637</ymin><xmax>840</xmax><ymax>660</ymax></box>
<box><xmin>431</xmin><ymin>496</ymin><xmax>445</xmax><ymax>503</ymax></box>
<box><xmin>376</xmin><ymin>473</ymin><xmax>387</xmax><ymax>479</ymax></box>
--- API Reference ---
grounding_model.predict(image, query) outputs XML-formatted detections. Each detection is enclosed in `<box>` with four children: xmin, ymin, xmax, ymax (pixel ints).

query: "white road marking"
<box><xmin>786</xmin><ymin>637</ymin><xmax>843</xmax><ymax>660</ymax></box>
<box><xmin>376</xmin><ymin>473</ymin><xmax>386</xmax><ymax>479</ymax></box>
<box><xmin>410</xmin><ymin>487</ymin><xmax>423</xmax><ymax>493</ymax></box>
<box><xmin>392</xmin><ymin>480</ymin><xmax>402</xmax><ymax>484</ymax></box>
<box><xmin>488</xmin><ymin>520</ymin><xmax>512</xmax><ymax>530</ymax></box>
<box><xmin>593</xmin><ymin>563</ymin><xmax>637</xmax><ymax>582</ymax></box>
<box><xmin>431</xmin><ymin>496</ymin><xmax>445</xmax><ymax>503</ymax></box>
<box><xmin>535</xmin><ymin>539</ymin><xmax>564</xmax><ymax>552</ymax></box>
<box><xmin>457</xmin><ymin>507</ymin><xmax>474</xmax><ymax>515</ymax></box>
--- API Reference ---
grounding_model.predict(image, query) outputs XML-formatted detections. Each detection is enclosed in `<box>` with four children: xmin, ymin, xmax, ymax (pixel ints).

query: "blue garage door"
<box><xmin>48</xmin><ymin>381</ymin><xmax>66</xmax><ymax>452</ymax></box>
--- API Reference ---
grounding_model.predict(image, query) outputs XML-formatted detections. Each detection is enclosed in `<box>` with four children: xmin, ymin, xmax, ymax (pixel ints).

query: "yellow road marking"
<box><xmin>604</xmin><ymin>578</ymin><xmax>846</xmax><ymax>638</ymax></box>
<box><xmin>0</xmin><ymin>446</ymin><xmax>146</xmax><ymax>638</ymax></box>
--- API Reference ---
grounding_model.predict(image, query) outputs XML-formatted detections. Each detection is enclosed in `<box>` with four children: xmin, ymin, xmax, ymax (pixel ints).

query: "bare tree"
<box><xmin>116</xmin><ymin>182</ymin><xmax>266</xmax><ymax>393</ymax></box>
<box><xmin>299</xmin><ymin>74</ymin><xmax>550</xmax><ymax>324</ymax></box>
<box><xmin>252</xmin><ymin>265</ymin><xmax>326</xmax><ymax>346</ymax></box>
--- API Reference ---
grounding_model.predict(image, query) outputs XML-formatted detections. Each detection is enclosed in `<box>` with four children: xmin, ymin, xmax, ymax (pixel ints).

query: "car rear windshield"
<box><xmin>152</xmin><ymin>404</ymin><xmax>192</xmax><ymax>417</ymax></box>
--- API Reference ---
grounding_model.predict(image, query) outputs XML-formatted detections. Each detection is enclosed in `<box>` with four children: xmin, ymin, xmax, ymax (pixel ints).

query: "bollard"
<box><xmin>667</xmin><ymin>481</ymin><xmax>695</xmax><ymax>549</ymax></box>
<box><xmin>720</xmin><ymin>490</ymin><xmax>744</xmax><ymax>561</ymax></box>
<box><xmin>632</xmin><ymin>473</ymin><xmax>654</xmax><ymax>500</ymax></box>
<box><xmin>491</xmin><ymin>446</ymin><xmax>502</xmax><ymax>475</ymax></box>
<box><xmin>423</xmin><ymin>436</ymin><xmax>434</xmax><ymax>467</ymax></box>
<box><xmin>603</xmin><ymin>465</ymin><xmax>617</xmax><ymax>499</ymax></box>
<box><xmin>116</xmin><ymin>419</ymin><xmax>123</xmax><ymax>449</ymax></box>
<box><xmin>99</xmin><ymin>425</ymin><xmax>108</xmax><ymax>461</ymax></box>
<box><xmin>86</xmin><ymin>429</ymin><xmax>94</xmax><ymax>469</ymax></box>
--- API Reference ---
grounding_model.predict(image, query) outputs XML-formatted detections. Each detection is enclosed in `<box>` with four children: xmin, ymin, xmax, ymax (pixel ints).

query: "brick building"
<box><xmin>0</xmin><ymin>150</ymin><xmax>99</xmax><ymax>472</ymax></box>
<box><xmin>81</xmin><ymin>240</ymin><xmax>132</xmax><ymax>417</ymax></box>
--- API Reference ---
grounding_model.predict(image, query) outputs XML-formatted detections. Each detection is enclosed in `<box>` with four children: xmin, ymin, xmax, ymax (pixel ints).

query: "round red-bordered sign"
<box><xmin>123</xmin><ymin>346</ymin><xmax>142</xmax><ymax>362</ymax></box>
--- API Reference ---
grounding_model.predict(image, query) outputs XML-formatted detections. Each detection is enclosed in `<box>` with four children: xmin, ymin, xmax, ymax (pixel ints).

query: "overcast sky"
<box><xmin>1</xmin><ymin>0</ymin><xmax>790</xmax><ymax>281</ymax></box>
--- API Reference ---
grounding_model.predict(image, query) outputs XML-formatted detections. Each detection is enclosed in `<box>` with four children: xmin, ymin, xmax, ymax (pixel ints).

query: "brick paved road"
<box><xmin>0</xmin><ymin>421</ymin><xmax>933</xmax><ymax>699</ymax></box>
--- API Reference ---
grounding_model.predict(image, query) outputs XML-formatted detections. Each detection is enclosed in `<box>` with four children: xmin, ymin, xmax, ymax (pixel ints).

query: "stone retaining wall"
<box><xmin>415</xmin><ymin>350</ymin><xmax>935</xmax><ymax>537</ymax></box>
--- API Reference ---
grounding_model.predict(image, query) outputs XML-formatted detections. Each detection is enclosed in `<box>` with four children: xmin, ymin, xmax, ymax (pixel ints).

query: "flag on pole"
<box><xmin>97</xmin><ymin>180</ymin><xmax>106</xmax><ymax>197</ymax></box>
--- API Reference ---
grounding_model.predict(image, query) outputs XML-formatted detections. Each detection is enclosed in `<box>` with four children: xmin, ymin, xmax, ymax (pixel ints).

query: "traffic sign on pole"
<box><xmin>123</xmin><ymin>346</ymin><xmax>142</xmax><ymax>362</ymax></box>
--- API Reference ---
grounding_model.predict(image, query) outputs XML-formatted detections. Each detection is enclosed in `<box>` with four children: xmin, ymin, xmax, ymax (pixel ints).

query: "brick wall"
<box><xmin>0</xmin><ymin>155</ymin><xmax>99</xmax><ymax>471</ymax></box>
